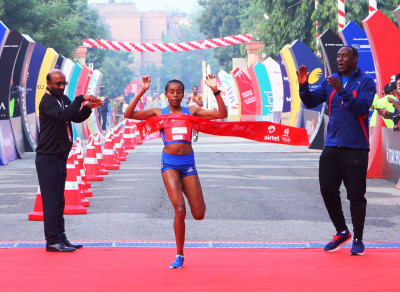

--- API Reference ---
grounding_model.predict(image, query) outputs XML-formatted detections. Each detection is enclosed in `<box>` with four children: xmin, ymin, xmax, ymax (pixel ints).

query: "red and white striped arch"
<box><xmin>82</xmin><ymin>34</ymin><xmax>254</xmax><ymax>52</ymax></box>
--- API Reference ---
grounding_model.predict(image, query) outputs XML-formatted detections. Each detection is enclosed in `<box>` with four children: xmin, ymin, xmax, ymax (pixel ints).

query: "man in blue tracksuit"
<box><xmin>297</xmin><ymin>46</ymin><xmax>376</xmax><ymax>255</ymax></box>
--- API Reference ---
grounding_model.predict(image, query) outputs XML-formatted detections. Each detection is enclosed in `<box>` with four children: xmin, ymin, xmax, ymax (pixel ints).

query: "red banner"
<box><xmin>135</xmin><ymin>114</ymin><xmax>310</xmax><ymax>146</ymax></box>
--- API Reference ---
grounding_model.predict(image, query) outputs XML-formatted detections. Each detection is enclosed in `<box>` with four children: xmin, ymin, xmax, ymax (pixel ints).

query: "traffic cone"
<box><xmin>28</xmin><ymin>186</ymin><xmax>44</xmax><ymax>221</ymax></box>
<box><xmin>113</xmin><ymin>126</ymin><xmax>126</xmax><ymax>161</ymax></box>
<box><xmin>396</xmin><ymin>177</ymin><xmax>400</xmax><ymax>190</ymax></box>
<box><xmin>123</xmin><ymin>119</ymin><xmax>135</xmax><ymax>150</ymax></box>
<box><xmin>84</xmin><ymin>138</ymin><xmax>104</xmax><ymax>181</ymax></box>
<box><xmin>93</xmin><ymin>133</ymin><xmax>109</xmax><ymax>175</ymax></box>
<box><xmin>103</xmin><ymin>130</ymin><xmax>120</xmax><ymax>170</ymax></box>
<box><xmin>68</xmin><ymin>151</ymin><xmax>91</xmax><ymax>207</ymax></box>
<box><xmin>75</xmin><ymin>139</ymin><xmax>93</xmax><ymax>196</ymax></box>
<box><xmin>134</xmin><ymin>124</ymin><xmax>143</xmax><ymax>145</ymax></box>
<box><xmin>64</xmin><ymin>150</ymin><xmax>87</xmax><ymax>214</ymax></box>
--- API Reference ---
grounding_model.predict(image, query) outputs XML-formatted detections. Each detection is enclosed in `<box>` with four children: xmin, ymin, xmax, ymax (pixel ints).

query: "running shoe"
<box><xmin>170</xmin><ymin>255</ymin><xmax>184</xmax><ymax>269</ymax></box>
<box><xmin>350</xmin><ymin>239</ymin><xmax>365</xmax><ymax>256</ymax></box>
<box><xmin>324</xmin><ymin>230</ymin><xmax>352</xmax><ymax>252</ymax></box>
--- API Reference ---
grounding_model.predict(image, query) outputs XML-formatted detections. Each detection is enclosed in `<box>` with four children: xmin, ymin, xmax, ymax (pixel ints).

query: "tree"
<box><xmin>197</xmin><ymin>0</ymin><xmax>251</xmax><ymax>71</ymax></box>
<box><xmin>243</xmin><ymin>0</ymin><xmax>400</xmax><ymax>59</ymax></box>
<box><xmin>97</xmin><ymin>51</ymin><xmax>134</xmax><ymax>99</ymax></box>
<box><xmin>0</xmin><ymin>0</ymin><xmax>107</xmax><ymax>58</ymax></box>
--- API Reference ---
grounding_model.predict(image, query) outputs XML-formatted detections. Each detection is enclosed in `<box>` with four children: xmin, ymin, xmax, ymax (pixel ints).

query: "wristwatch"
<box><xmin>213</xmin><ymin>90</ymin><xmax>221</xmax><ymax>96</ymax></box>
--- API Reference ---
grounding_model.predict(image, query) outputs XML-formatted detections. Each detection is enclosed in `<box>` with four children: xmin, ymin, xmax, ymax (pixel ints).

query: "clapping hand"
<box><xmin>141</xmin><ymin>75</ymin><xmax>151</xmax><ymax>91</ymax></box>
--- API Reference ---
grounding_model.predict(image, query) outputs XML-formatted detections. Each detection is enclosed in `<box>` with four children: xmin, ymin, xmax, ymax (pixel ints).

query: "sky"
<box><xmin>88</xmin><ymin>0</ymin><xmax>200</xmax><ymax>13</ymax></box>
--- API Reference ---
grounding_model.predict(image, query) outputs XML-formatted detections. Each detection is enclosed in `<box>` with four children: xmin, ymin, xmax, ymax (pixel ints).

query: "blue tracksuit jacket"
<box><xmin>299</xmin><ymin>68</ymin><xmax>376</xmax><ymax>149</ymax></box>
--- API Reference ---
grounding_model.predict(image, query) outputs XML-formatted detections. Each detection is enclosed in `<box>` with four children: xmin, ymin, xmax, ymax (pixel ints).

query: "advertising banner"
<box><xmin>0</xmin><ymin>30</ymin><xmax>23</xmax><ymax>164</ymax></box>
<box><xmin>86</xmin><ymin>69</ymin><xmax>103</xmax><ymax>134</ymax></box>
<box><xmin>280</xmin><ymin>44</ymin><xmax>301</xmax><ymax>127</ymax></box>
<box><xmin>319</xmin><ymin>29</ymin><xmax>343</xmax><ymax>75</ymax></box>
<box><xmin>55</xmin><ymin>55</ymin><xmax>66</xmax><ymax>70</ymax></box>
<box><xmin>248</xmin><ymin>62</ymin><xmax>273</xmax><ymax>121</ymax></box>
<box><xmin>263</xmin><ymin>57</ymin><xmax>283</xmax><ymax>124</ymax></box>
<box><xmin>340</xmin><ymin>21</ymin><xmax>376</xmax><ymax>84</ymax></box>
<box><xmin>290</xmin><ymin>39</ymin><xmax>325</xmax><ymax>146</ymax></box>
<box><xmin>68</xmin><ymin>63</ymin><xmax>83</xmax><ymax>139</ymax></box>
<box><xmin>231</xmin><ymin>68</ymin><xmax>257</xmax><ymax>121</ymax></box>
<box><xmin>277</xmin><ymin>54</ymin><xmax>291</xmax><ymax>125</ymax></box>
<box><xmin>395</xmin><ymin>5</ymin><xmax>400</xmax><ymax>27</ymax></box>
<box><xmin>35</xmin><ymin>48</ymin><xmax>59</xmax><ymax>123</ymax></box>
<box><xmin>363</xmin><ymin>10</ymin><xmax>400</xmax><ymax>178</ymax></box>
<box><xmin>26</xmin><ymin>43</ymin><xmax>46</xmax><ymax>150</ymax></box>
<box><xmin>382</xmin><ymin>128</ymin><xmax>400</xmax><ymax>180</ymax></box>
<box><xmin>14</xmin><ymin>34</ymin><xmax>36</xmax><ymax>153</ymax></box>
<box><xmin>62</xmin><ymin>58</ymin><xmax>75</xmax><ymax>95</ymax></box>
<box><xmin>218</xmin><ymin>70</ymin><xmax>240</xmax><ymax>121</ymax></box>
<box><xmin>0</xmin><ymin>21</ymin><xmax>9</xmax><ymax>58</ymax></box>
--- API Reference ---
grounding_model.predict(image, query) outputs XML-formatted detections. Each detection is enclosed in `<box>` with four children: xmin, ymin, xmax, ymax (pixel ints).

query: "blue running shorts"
<box><xmin>161</xmin><ymin>152</ymin><xmax>198</xmax><ymax>177</ymax></box>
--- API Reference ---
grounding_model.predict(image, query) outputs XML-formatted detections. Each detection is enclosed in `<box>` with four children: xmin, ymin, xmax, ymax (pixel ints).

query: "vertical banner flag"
<box><xmin>231</xmin><ymin>68</ymin><xmax>257</xmax><ymax>121</ymax></box>
<box><xmin>277</xmin><ymin>54</ymin><xmax>291</xmax><ymax>126</ymax></box>
<box><xmin>263</xmin><ymin>57</ymin><xmax>284</xmax><ymax>124</ymax></box>
<box><xmin>248</xmin><ymin>62</ymin><xmax>273</xmax><ymax>121</ymax></box>
<box><xmin>218</xmin><ymin>70</ymin><xmax>240</xmax><ymax>121</ymax></box>
<box><xmin>0</xmin><ymin>30</ymin><xmax>23</xmax><ymax>165</ymax></box>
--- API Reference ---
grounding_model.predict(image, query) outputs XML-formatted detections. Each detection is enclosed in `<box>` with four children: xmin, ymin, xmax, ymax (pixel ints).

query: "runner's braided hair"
<box><xmin>165</xmin><ymin>79</ymin><xmax>185</xmax><ymax>92</ymax></box>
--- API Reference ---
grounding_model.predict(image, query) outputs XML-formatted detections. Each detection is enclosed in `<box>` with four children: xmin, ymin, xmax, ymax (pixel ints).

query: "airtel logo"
<box><xmin>268</xmin><ymin>125</ymin><xmax>275</xmax><ymax>133</ymax></box>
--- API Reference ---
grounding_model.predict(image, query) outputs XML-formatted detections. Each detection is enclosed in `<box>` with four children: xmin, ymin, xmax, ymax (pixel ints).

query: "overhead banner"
<box><xmin>0</xmin><ymin>30</ymin><xmax>23</xmax><ymax>165</ymax></box>
<box><xmin>277</xmin><ymin>54</ymin><xmax>291</xmax><ymax>125</ymax></box>
<box><xmin>319</xmin><ymin>29</ymin><xmax>343</xmax><ymax>75</ymax></box>
<box><xmin>231</xmin><ymin>68</ymin><xmax>257</xmax><ymax>121</ymax></box>
<box><xmin>363</xmin><ymin>9</ymin><xmax>400</xmax><ymax>178</ymax></box>
<box><xmin>263</xmin><ymin>57</ymin><xmax>283</xmax><ymax>124</ymax></box>
<box><xmin>248</xmin><ymin>62</ymin><xmax>273</xmax><ymax>121</ymax></box>
<box><xmin>340</xmin><ymin>21</ymin><xmax>376</xmax><ymax>84</ymax></box>
<box><xmin>26</xmin><ymin>43</ymin><xmax>46</xmax><ymax>151</ymax></box>
<box><xmin>136</xmin><ymin>114</ymin><xmax>310</xmax><ymax>146</ymax></box>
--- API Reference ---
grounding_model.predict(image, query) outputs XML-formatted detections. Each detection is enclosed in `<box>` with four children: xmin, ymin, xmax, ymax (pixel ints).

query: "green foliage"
<box><xmin>96</xmin><ymin>51</ymin><xmax>134</xmax><ymax>99</ymax></box>
<box><xmin>0</xmin><ymin>0</ymin><xmax>107</xmax><ymax>57</ymax></box>
<box><xmin>245</xmin><ymin>0</ymin><xmax>400</xmax><ymax>59</ymax></box>
<box><xmin>197</xmin><ymin>0</ymin><xmax>251</xmax><ymax>71</ymax></box>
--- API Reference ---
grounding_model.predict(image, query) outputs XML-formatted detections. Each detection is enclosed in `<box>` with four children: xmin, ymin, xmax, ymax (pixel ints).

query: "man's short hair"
<box><xmin>341</xmin><ymin>46</ymin><xmax>358</xmax><ymax>59</ymax></box>
<box><xmin>396</xmin><ymin>73</ymin><xmax>400</xmax><ymax>82</ymax></box>
<box><xmin>384</xmin><ymin>83</ymin><xmax>393</xmax><ymax>94</ymax></box>
<box><xmin>192</xmin><ymin>86</ymin><xmax>198</xmax><ymax>89</ymax></box>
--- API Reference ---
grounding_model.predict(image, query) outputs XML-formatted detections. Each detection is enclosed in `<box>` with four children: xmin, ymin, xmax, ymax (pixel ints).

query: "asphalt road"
<box><xmin>1</xmin><ymin>134</ymin><xmax>400</xmax><ymax>243</ymax></box>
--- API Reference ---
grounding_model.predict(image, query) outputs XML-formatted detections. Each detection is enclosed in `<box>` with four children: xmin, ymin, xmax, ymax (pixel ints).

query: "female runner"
<box><xmin>124</xmin><ymin>75</ymin><xmax>227</xmax><ymax>268</ymax></box>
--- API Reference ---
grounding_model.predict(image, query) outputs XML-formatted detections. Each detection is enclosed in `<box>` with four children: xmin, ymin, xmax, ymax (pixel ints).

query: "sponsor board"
<box><xmin>231</xmin><ymin>68</ymin><xmax>257</xmax><ymax>121</ymax></box>
<box><xmin>277</xmin><ymin>53</ymin><xmax>291</xmax><ymax>124</ymax></box>
<box><xmin>0</xmin><ymin>21</ymin><xmax>10</xmax><ymax>58</ymax></box>
<box><xmin>382</xmin><ymin>127</ymin><xmax>400</xmax><ymax>180</ymax></box>
<box><xmin>218</xmin><ymin>70</ymin><xmax>240</xmax><ymax>120</ymax></box>
<box><xmin>263</xmin><ymin>57</ymin><xmax>283</xmax><ymax>124</ymax></box>
<box><xmin>363</xmin><ymin>10</ymin><xmax>400</xmax><ymax>177</ymax></box>
<box><xmin>0</xmin><ymin>30</ymin><xmax>23</xmax><ymax>164</ymax></box>
<box><xmin>319</xmin><ymin>29</ymin><xmax>343</xmax><ymax>75</ymax></box>
<box><xmin>341</xmin><ymin>21</ymin><xmax>376</xmax><ymax>84</ymax></box>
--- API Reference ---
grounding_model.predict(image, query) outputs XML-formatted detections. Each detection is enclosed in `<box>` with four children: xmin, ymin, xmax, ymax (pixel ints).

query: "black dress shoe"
<box><xmin>46</xmin><ymin>243</ymin><xmax>76</xmax><ymax>252</ymax></box>
<box><xmin>62</xmin><ymin>239</ymin><xmax>83</xmax><ymax>249</ymax></box>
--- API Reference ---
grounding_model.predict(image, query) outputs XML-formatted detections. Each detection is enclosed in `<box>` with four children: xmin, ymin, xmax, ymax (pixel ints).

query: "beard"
<box><xmin>49</xmin><ymin>87</ymin><xmax>64</xmax><ymax>98</ymax></box>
